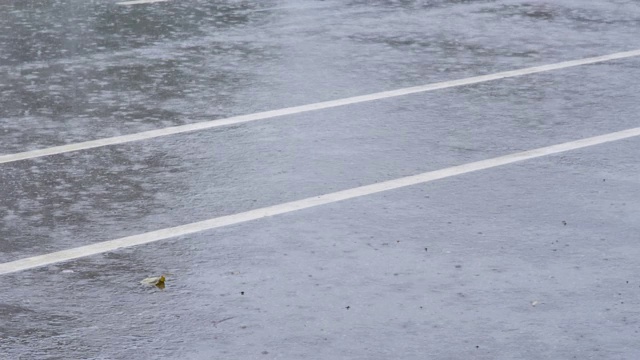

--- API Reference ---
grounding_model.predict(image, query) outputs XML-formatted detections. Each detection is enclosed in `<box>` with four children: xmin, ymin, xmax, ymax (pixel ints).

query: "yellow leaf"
<box><xmin>141</xmin><ymin>275</ymin><xmax>166</xmax><ymax>289</ymax></box>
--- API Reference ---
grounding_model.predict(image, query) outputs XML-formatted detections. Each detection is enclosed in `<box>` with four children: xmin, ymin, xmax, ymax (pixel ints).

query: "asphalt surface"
<box><xmin>1</xmin><ymin>0</ymin><xmax>640</xmax><ymax>359</ymax></box>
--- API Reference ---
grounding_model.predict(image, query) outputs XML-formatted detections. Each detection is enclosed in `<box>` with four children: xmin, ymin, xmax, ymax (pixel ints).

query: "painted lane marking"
<box><xmin>117</xmin><ymin>0</ymin><xmax>169</xmax><ymax>5</ymax></box>
<box><xmin>1</xmin><ymin>126</ymin><xmax>639</xmax><ymax>275</ymax></box>
<box><xmin>1</xmin><ymin>49</ymin><xmax>640</xmax><ymax>166</ymax></box>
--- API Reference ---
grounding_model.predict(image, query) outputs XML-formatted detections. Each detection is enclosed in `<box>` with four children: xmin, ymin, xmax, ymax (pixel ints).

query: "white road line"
<box><xmin>1</xmin><ymin>49</ymin><xmax>640</xmax><ymax>166</ymax></box>
<box><xmin>117</xmin><ymin>0</ymin><xmax>169</xmax><ymax>5</ymax></box>
<box><xmin>1</xmin><ymin>127</ymin><xmax>639</xmax><ymax>275</ymax></box>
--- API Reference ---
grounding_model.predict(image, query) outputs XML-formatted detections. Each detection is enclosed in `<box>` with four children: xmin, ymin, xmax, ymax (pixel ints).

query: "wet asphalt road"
<box><xmin>1</xmin><ymin>0</ymin><xmax>640</xmax><ymax>359</ymax></box>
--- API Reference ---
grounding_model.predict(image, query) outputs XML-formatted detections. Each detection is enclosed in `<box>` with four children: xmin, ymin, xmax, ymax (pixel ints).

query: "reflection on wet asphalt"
<box><xmin>1</xmin><ymin>0</ymin><xmax>279</xmax><ymax>152</ymax></box>
<box><xmin>1</xmin><ymin>0</ymin><xmax>640</xmax><ymax>359</ymax></box>
<box><xmin>2</xmin><ymin>141</ymin><xmax>639</xmax><ymax>359</ymax></box>
<box><xmin>2</xmin><ymin>61</ymin><xmax>640</xmax><ymax>262</ymax></box>
<box><xmin>1</xmin><ymin>0</ymin><xmax>640</xmax><ymax>152</ymax></box>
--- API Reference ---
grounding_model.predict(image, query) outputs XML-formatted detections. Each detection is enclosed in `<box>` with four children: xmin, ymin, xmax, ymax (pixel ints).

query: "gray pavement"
<box><xmin>1</xmin><ymin>0</ymin><xmax>640</xmax><ymax>359</ymax></box>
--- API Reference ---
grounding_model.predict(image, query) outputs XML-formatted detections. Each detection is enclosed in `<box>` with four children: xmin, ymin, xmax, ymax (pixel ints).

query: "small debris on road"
<box><xmin>140</xmin><ymin>275</ymin><xmax>166</xmax><ymax>289</ymax></box>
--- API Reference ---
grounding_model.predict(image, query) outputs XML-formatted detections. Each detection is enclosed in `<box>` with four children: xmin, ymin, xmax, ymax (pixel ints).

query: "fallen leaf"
<box><xmin>141</xmin><ymin>275</ymin><xmax>166</xmax><ymax>289</ymax></box>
